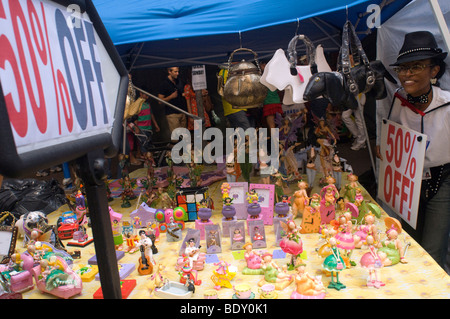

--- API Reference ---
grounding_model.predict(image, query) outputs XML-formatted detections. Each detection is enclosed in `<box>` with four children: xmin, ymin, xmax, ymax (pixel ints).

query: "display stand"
<box><xmin>195</xmin><ymin>219</ymin><xmax>214</xmax><ymax>240</ymax></box>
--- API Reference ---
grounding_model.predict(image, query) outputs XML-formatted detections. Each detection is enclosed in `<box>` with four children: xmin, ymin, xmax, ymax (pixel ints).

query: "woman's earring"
<box><xmin>430</xmin><ymin>78</ymin><xmax>437</xmax><ymax>85</ymax></box>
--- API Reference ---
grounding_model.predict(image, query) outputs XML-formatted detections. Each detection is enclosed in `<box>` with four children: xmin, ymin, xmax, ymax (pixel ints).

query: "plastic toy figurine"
<box><xmin>232</xmin><ymin>228</ymin><xmax>243</xmax><ymax>242</ymax></box>
<box><xmin>120</xmin><ymin>175</ymin><xmax>137</xmax><ymax>208</ymax></box>
<box><xmin>314</xmin><ymin>118</ymin><xmax>337</xmax><ymax>178</ymax></box>
<box><xmin>166</xmin><ymin>217</ymin><xmax>182</xmax><ymax>242</ymax></box>
<box><xmin>147</xmin><ymin>264</ymin><xmax>168</xmax><ymax>294</ymax></box>
<box><xmin>258</xmin><ymin>252</ymin><xmax>293</xmax><ymax>289</ymax></box>
<box><xmin>360</xmin><ymin>235</ymin><xmax>385</xmax><ymax>288</ymax></box>
<box><xmin>334</xmin><ymin>211</ymin><xmax>356</xmax><ymax>266</ymax></box>
<box><xmin>378</xmin><ymin>217</ymin><xmax>409</xmax><ymax>266</ymax></box>
<box><xmin>291</xmin><ymin>180</ymin><xmax>309</xmax><ymax>219</ymax></box>
<box><xmin>137</xmin><ymin>230</ymin><xmax>155</xmax><ymax>275</ymax></box>
<box><xmin>178</xmin><ymin>256</ymin><xmax>202</xmax><ymax>286</ymax></box>
<box><xmin>33</xmin><ymin>253</ymin><xmax>82</xmax><ymax>299</ymax></box>
<box><xmin>221</xmin><ymin>182</ymin><xmax>231</xmax><ymax>199</ymax></box>
<box><xmin>246</xmin><ymin>188</ymin><xmax>259</xmax><ymax>204</ymax></box>
<box><xmin>342</xmin><ymin>173</ymin><xmax>359</xmax><ymax>203</ymax></box>
<box><xmin>184</xmin><ymin>238</ymin><xmax>206</xmax><ymax>268</ymax></box>
<box><xmin>242</xmin><ymin>242</ymin><xmax>263</xmax><ymax>275</ymax></box>
<box><xmin>279</xmin><ymin>219</ymin><xmax>304</xmax><ymax>270</ymax></box>
<box><xmin>272</xmin><ymin>171</ymin><xmax>291</xmax><ymax>203</ymax></box>
<box><xmin>354</xmin><ymin>212</ymin><xmax>379</xmax><ymax>249</ymax></box>
<box><xmin>211</xmin><ymin>260</ymin><xmax>237</xmax><ymax>290</ymax></box>
<box><xmin>322</xmin><ymin>237</ymin><xmax>346</xmax><ymax>290</ymax></box>
<box><xmin>290</xmin><ymin>265</ymin><xmax>326</xmax><ymax>299</ymax></box>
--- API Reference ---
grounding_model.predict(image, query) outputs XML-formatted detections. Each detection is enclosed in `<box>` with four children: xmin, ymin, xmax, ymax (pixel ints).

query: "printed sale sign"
<box><xmin>377</xmin><ymin>119</ymin><xmax>427</xmax><ymax>229</ymax></box>
<box><xmin>0</xmin><ymin>0</ymin><xmax>121</xmax><ymax>155</ymax></box>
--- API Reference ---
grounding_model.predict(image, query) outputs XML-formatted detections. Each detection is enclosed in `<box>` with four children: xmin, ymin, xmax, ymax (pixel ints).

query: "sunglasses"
<box><xmin>392</xmin><ymin>64</ymin><xmax>435</xmax><ymax>75</ymax></box>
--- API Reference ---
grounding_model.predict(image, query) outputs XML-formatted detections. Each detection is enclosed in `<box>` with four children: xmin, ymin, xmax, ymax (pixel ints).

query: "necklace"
<box><xmin>407</xmin><ymin>86</ymin><xmax>432</xmax><ymax>105</ymax></box>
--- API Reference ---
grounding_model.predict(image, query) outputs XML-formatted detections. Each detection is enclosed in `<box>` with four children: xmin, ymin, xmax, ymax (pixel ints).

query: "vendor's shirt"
<box><xmin>388</xmin><ymin>86</ymin><xmax>450</xmax><ymax>169</ymax></box>
<box><xmin>159</xmin><ymin>77</ymin><xmax>188</xmax><ymax>115</ymax></box>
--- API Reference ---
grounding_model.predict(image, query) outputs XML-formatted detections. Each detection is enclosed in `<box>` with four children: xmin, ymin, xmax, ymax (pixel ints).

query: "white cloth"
<box><xmin>388</xmin><ymin>86</ymin><xmax>450</xmax><ymax>169</ymax></box>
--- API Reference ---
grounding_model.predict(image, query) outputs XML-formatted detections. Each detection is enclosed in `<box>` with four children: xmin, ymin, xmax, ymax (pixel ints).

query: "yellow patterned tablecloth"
<box><xmin>18</xmin><ymin>168</ymin><xmax>450</xmax><ymax>299</ymax></box>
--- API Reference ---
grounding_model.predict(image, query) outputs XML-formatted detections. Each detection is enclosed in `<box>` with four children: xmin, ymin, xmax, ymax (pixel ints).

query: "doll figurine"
<box><xmin>334</xmin><ymin>211</ymin><xmax>355</xmax><ymax>265</ymax></box>
<box><xmin>354</xmin><ymin>212</ymin><xmax>379</xmax><ymax>249</ymax></box>
<box><xmin>259</xmin><ymin>253</ymin><xmax>293</xmax><ymax>287</ymax></box>
<box><xmin>291</xmin><ymin>265</ymin><xmax>326</xmax><ymax>299</ymax></box>
<box><xmin>221</xmin><ymin>182</ymin><xmax>231</xmax><ymax>199</ymax></box>
<box><xmin>378</xmin><ymin>217</ymin><xmax>408</xmax><ymax>266</ymax></box>
<box><xmin>291</xmin><ymin>180</ymin><xmax>309</xmax><ymax>219</ymax></box>
<box><xmin>342</xmin><ymin>173</ymin><xmax>359</xmax><ymax>203</ymax></box>
<box><xmin>243</xmin><ymin>242</ymin><xmax>262</xmax><ymax>270</ymax></box>
<box><xmin>184</xmin><ymin>238</ymin><xmax>206</xmax><ymax>268</ymax></box>
<box><xmin>322</xmin><ymin>237</ymin><xmax>346</xmax><ymax>290</ymax></box>
<box><xmin>360</xmin><ymin>235</ymin><xmax>386</xmax><ymax>288</ymax></box>
<box><xmin>232</xmin><ymin>229</ymin><xmax>243</xmax><ymax>242</ymax></box>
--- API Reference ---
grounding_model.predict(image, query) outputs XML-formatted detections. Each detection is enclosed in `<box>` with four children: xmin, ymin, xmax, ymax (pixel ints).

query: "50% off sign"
<box><xmin>377</xmin><ymin>119</ymin><xmax>427</xmax><ymax>229</ymax></box>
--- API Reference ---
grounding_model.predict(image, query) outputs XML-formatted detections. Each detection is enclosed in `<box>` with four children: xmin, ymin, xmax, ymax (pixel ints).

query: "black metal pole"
<box><xmin>76</xmin><ymin>150</ymin><xmax>122</xmax><ymax>299</ymax></box>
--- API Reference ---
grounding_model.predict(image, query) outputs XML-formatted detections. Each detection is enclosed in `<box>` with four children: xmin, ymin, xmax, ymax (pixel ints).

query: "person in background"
<box><xmin>260</xmin><ymin>60</ymin><xmax>283</xmax><ymax>129</ymax></box>
<box><xmin>184</xmin><ymin>70</ymin><xmax>212</xmax><ymax>135</ymax></box>
<box><xmin>158</xmin><ymin>67</ymin><xmax>188</xmax><ymax>138</ymax></box>
<box><xmin>376</xmin><ymin>31</ymin><xmax>450</xmax><ymax>271</ymax></box>
<box><xmin>133</xmin><ymin>89</ymin><xmax>160</xmax><ymax>159</ymax></box>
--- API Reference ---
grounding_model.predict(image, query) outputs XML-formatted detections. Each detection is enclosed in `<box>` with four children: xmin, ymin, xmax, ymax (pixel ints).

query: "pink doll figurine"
<box><xmin>354</xmin><ymin>212</ymin><xmax>378</xmax><ymax>249</ymax></box>
<box><xmin>221</xmin><ymin>183</ymin><xmax>231</xmax><ymax>199</ymax></box>
<box><xmin>360</xmin><ymin>235</ymin><xmax>385</xmax><ymax>288</ymax></box>
<box><xmin>334</xmin><ymin>211</ymin><xmax>355</xmax><ymax>259</ymax></box>
<box><xmin>354</xmin><ymin>188</ymin><xmax>364</xmax><ymax>207</ymax></box>
<box><xmin>243</xmin><ymin>242</ymin><xmax>262</xmax><ymax>269</ymax></box>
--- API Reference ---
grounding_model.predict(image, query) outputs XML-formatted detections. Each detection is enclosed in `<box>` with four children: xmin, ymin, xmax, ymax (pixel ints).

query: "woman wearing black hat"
<box><xmin>376</xmin><ymin>31</ymin><xmax>450</xmax><ymax>271</ymax></box>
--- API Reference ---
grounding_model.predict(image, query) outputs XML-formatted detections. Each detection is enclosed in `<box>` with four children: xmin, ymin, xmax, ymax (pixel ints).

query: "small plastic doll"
<box><xmin>246</xmin><ymin>189</ymin><xmax>259</xmax><ymax>204</ymax></box>
<box><xmin>291</xmin><ymin>180</ymin><xmax>309</xmax><ymax>219</ymax></box>
<box><xmin>221</xmin><ymin>182</ymin><xmax>231</xmax><ymax>199</ymax></box>
<box><xmin>322</xmin><ymin>237</ymin><xmax>346</xmax><ymax>291</ymax></box>
<box><xmin>243</xmin><ymin>242</ymin><xmax>262</xmax><ymax>270</ymax></box>
<box><xmin>232</xmin><ymin>229</ymin><xmax>243</xmax><ymax>242</ymax></box>
<box><xmin>184</xmin><ymin>238</ymin><xmax>205</xmax><ymax>268</ymax></box>
<box><xmin>378</xmin><ymin>217</ymin><xmax>408</xmax><ymax>266</ymax></box>
<box><xmin>360</xmin><ymin>235</ymin><xmax>385</xmax><ymax>288</ymax></box>
<box><xmin>354</xmin><ymin>212</ymin><xmax>379</xmax><ymax>249</ymax></box>
<box><xmin>252</xmin><ymin>226</ymin><xmax>264</xmax><ymax>241</ymax></box>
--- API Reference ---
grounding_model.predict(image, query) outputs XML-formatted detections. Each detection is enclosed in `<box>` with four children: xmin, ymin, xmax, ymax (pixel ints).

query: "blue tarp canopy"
<box><xmin>92</xmin><ymin>0</ymin><xmax>412</xmax><ymax>69</ymax></box>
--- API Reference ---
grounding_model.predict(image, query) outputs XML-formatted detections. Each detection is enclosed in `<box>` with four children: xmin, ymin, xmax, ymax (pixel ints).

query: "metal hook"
<box><xmin>295</xmin><ymin>18</ymin><xmax>300</xmax><ymax>35</ymax></box>
<box><xmin>346</xmin><ymin>5</ymin><xmax>349</xmax><ymax>21</ymax></box>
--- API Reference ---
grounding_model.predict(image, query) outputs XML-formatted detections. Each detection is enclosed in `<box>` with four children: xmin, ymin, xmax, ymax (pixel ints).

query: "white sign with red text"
<box><xmin>0</xmin><ymin>0</ymin><xmax>120</xmax><ymax>154</ymax></box>
<box><xmin>377</xmin><ymin>119</ymin><xmax>427</xmax><ymax>229</ymax></box>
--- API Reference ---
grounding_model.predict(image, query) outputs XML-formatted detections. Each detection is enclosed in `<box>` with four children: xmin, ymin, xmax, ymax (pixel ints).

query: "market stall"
<box><xmin>6</xmin><ymin>168</ymin><xmax>449</xmax><ymax>300</ymax></box>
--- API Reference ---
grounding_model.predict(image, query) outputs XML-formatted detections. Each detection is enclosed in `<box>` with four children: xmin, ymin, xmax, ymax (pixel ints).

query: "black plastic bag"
<box><xmin>0</xmin><ymin>178</ymin><xmax>67</xmax><ymax>219</ymax></box>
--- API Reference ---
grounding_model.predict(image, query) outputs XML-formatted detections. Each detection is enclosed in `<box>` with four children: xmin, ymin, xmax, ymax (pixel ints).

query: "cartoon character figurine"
<box><xmin>322</xmin><ymin>237</ymin><xmax>346</xmax><ymax>291</ymax></box>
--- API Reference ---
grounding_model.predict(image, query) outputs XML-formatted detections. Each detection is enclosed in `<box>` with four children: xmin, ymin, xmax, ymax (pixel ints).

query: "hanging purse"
<box><xmin>338</xmin><ymin>20</ymin><xmax>376</xmax><ymax>96</ymax></box>
<box><xmin>260</xmin><ymin>35</ymin><xmax>332</xmax><ymax>105</ymax></box>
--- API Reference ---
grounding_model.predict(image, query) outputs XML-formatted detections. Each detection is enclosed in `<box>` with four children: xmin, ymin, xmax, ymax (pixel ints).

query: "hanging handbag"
<box><xmin>260</xmin><ymin>35</ymin><xmax>331</xmax><ymax>105</ymax></box>
<box><xmin>338</xmin><ymin>20</ymin><xmax>376</xmax><ymax>96</ymax></box>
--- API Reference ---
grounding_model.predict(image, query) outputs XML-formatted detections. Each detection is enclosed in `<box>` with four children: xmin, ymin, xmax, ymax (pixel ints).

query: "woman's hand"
<box><xmin>375</xmin><ymin>145</ymin><xmax>383</xmax><ymax>160</ymax></box>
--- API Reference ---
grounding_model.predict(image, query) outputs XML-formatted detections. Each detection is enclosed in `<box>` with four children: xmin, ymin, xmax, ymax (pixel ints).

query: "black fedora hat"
<box><xmin>390</xmin><ymin>31</ymin><xmax>447</xmax><ymax>66</ymax></box>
